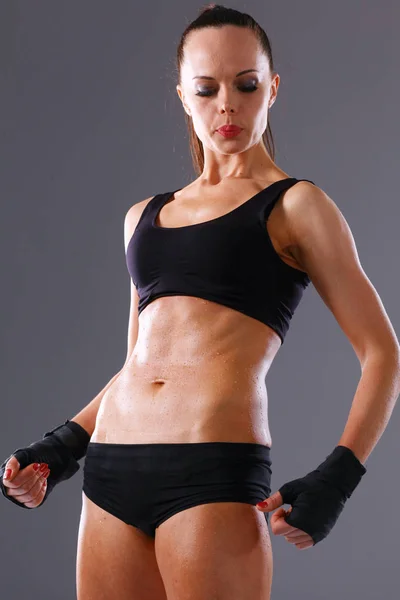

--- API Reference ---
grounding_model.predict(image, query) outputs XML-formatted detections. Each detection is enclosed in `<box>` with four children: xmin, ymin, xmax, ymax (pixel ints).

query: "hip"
<box><xmin>82</xmin><ymin>439</ymin><xmax>273</xmax><ymax>537</ymax></box>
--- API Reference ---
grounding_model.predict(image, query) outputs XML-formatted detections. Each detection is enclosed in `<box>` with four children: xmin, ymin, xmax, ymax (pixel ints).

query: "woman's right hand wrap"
<box><xmin>0</xmin><ymin>419</ymin><xmax>91</xmax><ymax>509</ymax></box>
<box><xmin>278</xmin><ymin>445</ymin><xmax>367</xmax><ymax>545</ymax></box>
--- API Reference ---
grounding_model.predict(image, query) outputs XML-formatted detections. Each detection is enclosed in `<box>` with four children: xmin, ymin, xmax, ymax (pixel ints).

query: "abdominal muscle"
<box><xmin>91</xmin><ymin>295</ymin><xmax>281</xmax><ymax>448</ymax></box>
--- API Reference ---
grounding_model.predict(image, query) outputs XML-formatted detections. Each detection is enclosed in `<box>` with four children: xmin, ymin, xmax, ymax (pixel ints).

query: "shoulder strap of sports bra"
<box><xmin>133</xmin><ymin>192</ymin><xmax>169</xmax><ymax>230</ymax></box>
<box><xmin>259</xmin><ymin>177</ymin><xmax>316</xmax><ymax>222</ymax></box>
<box><xmin>136</xmin><ymin>179</ymin><xmax>316</xmax><ymax>229</ymax></box>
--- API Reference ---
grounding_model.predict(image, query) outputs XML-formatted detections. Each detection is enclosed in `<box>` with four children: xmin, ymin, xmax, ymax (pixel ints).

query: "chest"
<box><xmin>156</xmin><ymin>188</ymin><xmax>305</xmax><ymax>274</ymax></box>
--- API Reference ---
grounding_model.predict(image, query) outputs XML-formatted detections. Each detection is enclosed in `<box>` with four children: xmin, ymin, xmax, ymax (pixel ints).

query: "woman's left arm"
<box><xmin>287</xmin><ymin>181</ymin><xmax>400</xmax><ymax>464</ymax></box>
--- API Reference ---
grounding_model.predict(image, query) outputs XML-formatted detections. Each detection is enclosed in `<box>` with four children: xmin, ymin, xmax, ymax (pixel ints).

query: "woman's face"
<box><xmin>177</xmin><ymin>25</ymin><xmax>279</xmax><ymax>154</ymax></box>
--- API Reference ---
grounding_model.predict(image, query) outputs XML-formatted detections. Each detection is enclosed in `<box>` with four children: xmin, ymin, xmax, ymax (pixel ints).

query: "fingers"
<box><xmin>285</xmin><ymin>533</ymin><xmax>311</xmax><ymax>543</ymax></box>
<box><xmin>286</xmin><ymin>536</ymin><xmax>314</xmax><ymax>550</ymax></box>
<box><xmin>256</xmin><ymin>490</ymin><xmax>283</xmax><ymax>511</ymax></box>
<box><xmin>3</xmin><ymin>455</ymin><xmax>21</xmax><ymax>481</ymax></box>
<box><xmin>267</xmin><ymin>506</ymin><xmax>314</xmax><ymax>549</ymax></box>
<box><xmin>24</xmin><ymin>477</ymin><xmax>48</xmax><ymax>509</ymax></box>
<box><xmin>4</xmin><ymin>462</ymin><xmax>47</xmax><ymax>488</ymax></box>
<box><xmin>284</xmin><ymin>528</ymin><xmax>307</xmax><ymax>539</ymax></box>
<box><xmin>3</xmin><ymin>463</ymin><xmax>50</xmax><ymax>508</ymax></box>
<box><xmin>270</xmin><ymin>507</ymin><xmax>296</xmax><ymax>532</ymax></box>
<box><xmin>10</xmin><ymin>468</ymin><xmax>49</xmax><ymax>504</ymax></box>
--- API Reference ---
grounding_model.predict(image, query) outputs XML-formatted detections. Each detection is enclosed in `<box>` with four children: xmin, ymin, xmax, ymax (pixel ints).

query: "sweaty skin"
<box><xmin>91</xmin><ymin>174</ymin><xmax>307</xmax><ymax>447</ymax></box>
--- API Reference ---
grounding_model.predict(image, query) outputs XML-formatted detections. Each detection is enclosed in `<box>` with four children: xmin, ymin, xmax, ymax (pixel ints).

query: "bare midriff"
<box><xmin>91</xmin><ymin>295</ymin><xmax>281</xmax><ymax>448</ymax></box>
<box><xmin>91</xmin><ymin>174</ymin><xmax>307</xmax><ymax>448</ymax></box>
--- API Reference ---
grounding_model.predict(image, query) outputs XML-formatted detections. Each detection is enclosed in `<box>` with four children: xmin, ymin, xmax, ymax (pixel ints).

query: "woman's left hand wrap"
<box><xmin>257</xmin><ymin>445</ymin><xmax>367</xmax><ymax>546</ymax></box>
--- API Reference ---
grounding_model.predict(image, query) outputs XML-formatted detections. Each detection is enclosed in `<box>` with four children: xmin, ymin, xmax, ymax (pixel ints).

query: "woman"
<box><xmin>2</xmin><ymin>5</ymin><xmax>399</xmax><ymax>600</ymax></box>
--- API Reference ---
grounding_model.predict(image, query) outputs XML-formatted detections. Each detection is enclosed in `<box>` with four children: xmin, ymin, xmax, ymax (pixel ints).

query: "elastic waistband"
<box><xmin>87</xmin><ymin>440</ymin><xmax>271</xmax><ymax>461</ymax></box>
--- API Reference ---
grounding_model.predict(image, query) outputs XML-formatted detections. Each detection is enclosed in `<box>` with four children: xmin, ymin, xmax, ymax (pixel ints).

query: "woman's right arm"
<box><xmin>0</xmin><ymin>200</ymin><xmax>151</xmax><ymax>508</ymax></box>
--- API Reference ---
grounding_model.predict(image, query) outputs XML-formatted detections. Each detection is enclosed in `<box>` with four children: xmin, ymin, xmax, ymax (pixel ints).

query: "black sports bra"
<box><xmin>125</xmin><ymin>177</ymin><xmax>315</xmax><ymax>345</ymax></box>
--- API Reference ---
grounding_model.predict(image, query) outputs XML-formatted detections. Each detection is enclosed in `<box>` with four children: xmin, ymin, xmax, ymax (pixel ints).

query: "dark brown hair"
<box><xmin>176</xmin><ymin>3</ymin><xmax>276</xmax><ymax>176</ymax></box>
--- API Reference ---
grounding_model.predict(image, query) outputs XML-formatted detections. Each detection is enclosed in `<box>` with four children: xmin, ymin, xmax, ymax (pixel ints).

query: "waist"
<box><xmin>86</xmin><ymin>440</ymin><xmax>272</xmax><ymax>460</ymax></box>
<box><xmin>93</xmin><ymin>368</ymin><xmax>272</xmax><ymax>447</ymax></box>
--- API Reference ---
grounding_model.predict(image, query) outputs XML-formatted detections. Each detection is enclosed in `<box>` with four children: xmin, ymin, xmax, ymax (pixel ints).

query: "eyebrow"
<box><xmin>192</xmin><ymin>69</ymin><xmax>259</xmax><ymax>80</ymax></box>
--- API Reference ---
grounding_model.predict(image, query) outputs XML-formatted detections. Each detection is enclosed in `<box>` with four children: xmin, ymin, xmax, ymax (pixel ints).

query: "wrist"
<box><xmin>316</xmin><ymin>445</ymin><xmax>367</xmax><ymax>498</ymax></box>
<box><xmin>44</xmin><ymin>419</ymin><xmax>91</xmax><ymax>462</ymax></box>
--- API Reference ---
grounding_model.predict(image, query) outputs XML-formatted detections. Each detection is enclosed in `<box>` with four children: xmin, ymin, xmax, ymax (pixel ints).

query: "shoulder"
<box><xmin>123</xmin><ymin>194</ymin><xmax>157</xmax><ymax>253</ymax></box>
<box><xmin>125</xmin><ymin>194</ymin><xmax>158</xmax><ymax>222</ymax></box>
<box><xmin>285</xmin><ymin>179</ymin><xmax>333</xmax><ymax>209</ymax></box>
<box><xmin>266</xmin><ymin>180</ymin><xmax>324</xmax><ymax>271</ymax></box>
<box><xmin>283</xmin><ymin>180</ymin><xmax>353</xmax><ymax>272</ymax></box>
<box><xmin>284</xmin><ymin>180</ymin><xmax>345</xmax><ymax>240</ymax></box>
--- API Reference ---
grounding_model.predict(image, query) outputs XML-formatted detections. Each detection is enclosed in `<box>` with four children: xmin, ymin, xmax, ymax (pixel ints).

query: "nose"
<box><xmin>220</xmin><ymin>103</ymin><xmax>235</xmax><ymax>114</ymax></box>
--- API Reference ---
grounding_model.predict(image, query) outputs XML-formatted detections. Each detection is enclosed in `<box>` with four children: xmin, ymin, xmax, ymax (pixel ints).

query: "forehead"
<box><xmin>182</xmin><ymin>25</ymin><xmax>268</xmax><ymax>77</ymax></box>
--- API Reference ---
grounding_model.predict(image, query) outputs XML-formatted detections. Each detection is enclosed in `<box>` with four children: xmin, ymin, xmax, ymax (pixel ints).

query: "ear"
<box><xmin>176</xmin><ymin>84</ymin><xmax>191</xmax><ymax>116</ymax></box>
<box><xmin>269</xmin><ymin>72</ymin><xmax>280</xmax><ymax>108</ymax></box>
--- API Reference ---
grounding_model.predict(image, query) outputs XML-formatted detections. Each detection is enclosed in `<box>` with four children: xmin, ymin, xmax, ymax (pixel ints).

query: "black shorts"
<box><xmin>83</xmin><ymin>441</ymin><xmax>272</xmax><ymax>539</ymax></box>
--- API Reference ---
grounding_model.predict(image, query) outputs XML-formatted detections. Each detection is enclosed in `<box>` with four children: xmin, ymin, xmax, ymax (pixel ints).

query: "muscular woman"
<box><xmin>2</xmin><ymin>5</ymin><xmax>399</xmax><ymax>600</ymax></box>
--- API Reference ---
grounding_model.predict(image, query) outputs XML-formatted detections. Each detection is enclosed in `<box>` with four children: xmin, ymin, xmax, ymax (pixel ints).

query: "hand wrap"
<box><xmin>278</xmin><ymin>445</ymin><xmax>367</xmax><ymax>545</ymax></box>
<box><xmin>0</xmin><ymin>419</ymin><xmax>91</xmax><ymax>509</ymax></box>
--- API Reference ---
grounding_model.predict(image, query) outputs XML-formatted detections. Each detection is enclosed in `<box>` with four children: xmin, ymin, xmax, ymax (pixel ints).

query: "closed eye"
<box><xmin>195</xmin><ymin>85</ymin><xmax>258</xmax><ymax>97</ymax></box>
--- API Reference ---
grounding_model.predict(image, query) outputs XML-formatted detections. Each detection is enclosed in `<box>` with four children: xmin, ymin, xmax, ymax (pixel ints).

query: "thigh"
<box><xmin>155</xmin><ymin>501</ymin><xmax>273</xmax><ymax>600</ymax></box>
<box><xmin>76</xmin><ymin>491</ymin><xmax>168</xmax><ymax>600</ymax></box>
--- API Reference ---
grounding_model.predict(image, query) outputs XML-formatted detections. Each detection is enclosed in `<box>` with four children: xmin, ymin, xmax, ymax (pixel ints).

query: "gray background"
<box><xmin>1</xmin><ymin>1</ymin><xmax>399</xmax><ymax>598</ymax></box>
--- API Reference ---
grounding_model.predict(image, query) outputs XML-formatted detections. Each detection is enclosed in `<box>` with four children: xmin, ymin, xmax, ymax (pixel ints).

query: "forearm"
<box><xmin>337</xmin><ymin>351</ymin><xmax>400</xmax><ymax>465</ymax></box>
<box><xmin>70</xmin><ymin>369</ymin><xmax>123</xmax><ymax>437</ymax></box>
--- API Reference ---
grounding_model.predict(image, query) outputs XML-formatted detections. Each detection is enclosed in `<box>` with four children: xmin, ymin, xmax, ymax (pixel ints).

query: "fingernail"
<box><xmin>257</xmin><ymin>500</ymin><xmax>269</xmax><ymax>508</ymax></box>
<box><xmin>4</xmin><ymin>469</ymin><xmax>11</xmax><ymax>480</ymax></box>
<box><xmin>33</xmin><ymin>463</ymin><xmax>39</xmax><ymax>471</ymax></box>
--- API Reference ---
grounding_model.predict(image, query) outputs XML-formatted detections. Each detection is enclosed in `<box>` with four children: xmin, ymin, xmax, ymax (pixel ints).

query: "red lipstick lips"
<box><xmin>217</xmin><ymin>125</ymin><xmax>242</xmax><ymax>138</ymax></box>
